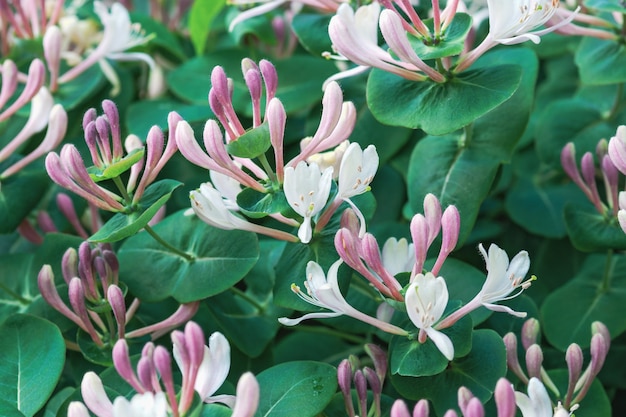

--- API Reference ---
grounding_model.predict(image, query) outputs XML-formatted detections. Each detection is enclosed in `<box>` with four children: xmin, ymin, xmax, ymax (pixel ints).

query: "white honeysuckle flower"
<box><xmin>405</xmin><ymin>273</ymin><xmax>454</xmax><ymax>361</ymax></box>
<box><xmin>190</xmin><ymin>183</ymin><xmax>251</xmax><ymax>231</ymax></box>
<box><xmin>283</xmin><ymin>161</ymin><xmax>333</xmax><ymax>243</ymax></box>
<box><xmin>210</xmin><ymin>170</ymin><xmax>242</xmax><ymax>210</ymax></box>
<box><xmin>279</xmin><ymin>260</ymin><xmax>409</xmax><ymax>334</ymax></box>
<box><xmin>93</xmin><ymin>1</ymin><xmax>151</xmax><ymax>56</ymax></box>
<box><xmin>194</xmin><ymin>332</ymin><xmax>235</xmax><ymax>406</ymax></box>
<box><xmin>475</xmin><ymin>243</ymin><xmax>532</xmax><ymax>317</ymax></box>
<box><xmin>515</xmin><ymin>378</ymin><xmax>576</xmax><ymax>417</ymax></box>
<box><xmin>337</xmin><ymin>143</ymin><xmax>379</xmax><ymax>199</ymax></box>
<box><xmin>487</xmin><ymin>0</ymin><xmax>562</xmax><ymax>45</ymax></box>
<box><xmin>279</xmin><ymin>260</ymin><xmax>347</xmax><ymax>324</ymax></box>
<box><xmin>112</xmin><ymin>392</ymin><xmax>169</xmax><ymax>417</ymax></box>
<box><xmin>381</xmin><ymin>237</ymin><xmax>415</xmax><ymax>276</ymax></box>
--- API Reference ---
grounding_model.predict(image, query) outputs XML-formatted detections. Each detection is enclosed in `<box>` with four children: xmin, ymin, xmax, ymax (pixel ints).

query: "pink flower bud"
<box><xmin>364</xmin><ymin>344</ymin><xmax>387</xmax><ymax>384</ymax></box>
<box><xmin>43</xmin><ymin>26</ymin><xmax>62</xmax><ymax>91</ymax></box>
<box><xmin>464</xmin><ymin>398</ymin><xmax>484</xmax><ymax>417</ymax></box>
<box><xmin>38</xmin><ymin>264</ymin><xmax>82</xmax><ymax>325</ymax></box>
<box><xmin>565</xmin><ymin>343</ymin><xmax>583</xmax><ymax>408</ymax></box>
<box><xmin>608</xmin><ymin>126</ymin><xmax>626</xmax><ymax>175</ymax></box>
<box><xmin>113</xmin><ymin>339</ymin><xmax>145</xmax><ymax>392</ymax></box>
<box><xmin>259</xmin><ymin>59</ymin><xmax>278</xmax><ymax>104</ymax></box>
<box><xmin>244</xmin><ymin>67</ymin><xmax>263</xmax><ymax>126</ymax></box>
<box><xmin>68</xmin><ymin>277</ymin><xmax>103</xmax><ymax>346</ymax></box>
<box><xmin>354</xmin><ymin>370</ymin><xmax>368</xmax><ymax>417</ymax></box>
<box><xmin>268</xmin><ymin>98</ymin><xmax>286</xmax><ymax>181</ymax></box>
<box><xmin>231</xmin><ymin>372</ymin><xmax>260</xmax><ymax>417</ymax></box>
<box><xmin>57</xmin><ymin>194</ymin><xmax>89</xmax><ymax>238</ymax></box>
<box><xmin>521</xmin><ymin>318</ymin><xmax>540</xmax><ymax>350</ymax></box>
<box><xmin>67</xmin><ymin>402</ymin><xmax>90</xmax><ymax>417</ymax></box>
<box><xmin>107</xmin><ymin>285</ymin><xmax>126</xmax><ymax>339</ymax></box>
<box><xmin>410</xmin><ymin>214</ymin><xmax>429</xmax><ymax>276</ymax></box>
<box><xmin>494</xmin><ymin>378</ymin><xmax>516</xmax><ymax>417</ymax></box>
<box><xmin>390</xmin><ymin>400</ymin><xmax>410</xmax><ymax>417</ymax></box>
<box><xmin>413</xmin><ymin>399</ymin><xmax>429</xmax><ymax>417</ymax></box>
<box><xmin>0</xmin><ymin>60</ymin><xmax>18</xmax><ymax>109</ymax></box>
<box><xmin>525</xmin><ymin>344</ymin><xmax>543</xmax><ymax>379</ymax></box>
<box><xmin>457</xmin><ymin>386</ymin><xmax>473</xmax><ymax>415</ymax></box>
<box><xmin>503</xmin><ymin>332</ymin><xmax>528</xmax><ymax>383</ymax></box>
<box><xmin>80</xmin><ymin>372</ymin><xmax>113</xmax><ymax>417</ymax></box>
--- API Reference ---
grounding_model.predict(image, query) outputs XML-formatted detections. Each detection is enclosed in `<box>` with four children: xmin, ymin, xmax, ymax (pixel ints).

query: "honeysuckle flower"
<box><xmin>190</xmin><ymin>182</ymin><xmax>298</xmax><ymax>242</ymax></box>
<box><xmin>231</xmin><ymin>373</ymin><xmax>261</xmax><ymax>417</ymax></box>
<box><xmin>515</xmin><ymin>378</ymin><xmax>574</xmax><ymax>417</ymax></box>
<box><xmin>456</xmin><ymin>0</ymin><xmax>578</xmax><ymax>71</ymax></box>
<box><xmin>112</xmin><ymin>392</ymin><xmax>169</xmax><ymax>417</ymax></box>
<box><xmin>381</xmin><ymin>238</ymin><xmax>416</xmax><ymax>276</ymax></box>
<box><xmin>279</xmin><ymin>260</ymin><xmax>408</xmax><ymax>335</ymax></box>
<box><xmin>228</xmin><ymin>0</ymin><xmax>344</xmax><ymax>31</ymax></box>
<box><xmin>283</xmin><ymin>161</ymin><xmax>333</xmax><ymax>243</ymax></box>
<box><xmin>337</xmin><ymin>143</ymin><xmax>378</xmax><ymax>199</ymax></box>
<box><xmin>405</xmin><ymin>272</ymin><xmax>454</xmax><ymax>360</ymax></box>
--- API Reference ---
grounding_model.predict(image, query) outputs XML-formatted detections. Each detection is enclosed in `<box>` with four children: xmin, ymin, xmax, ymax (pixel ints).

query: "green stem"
<box><xmin>435</xmin><ymin>58</ymin><xmax>445</xmax><ymax>74</ymax></box>
<box><xmin>112</xmin><ymin>176</ymin><xmax>132</xmax><ymax>204</ymax></box>
<box><xmin>0</xmin><ymin>282</ymin><xmax>30</xmax><ymax>304</ymax></box>
<box><xmin>293</xmin><ymin>325</ymin><xmax>367</xmax><ymax>344</ymax></box>
<box><xmin>257</xmin><ymin>152</ymin><xmax>278</xmax><ymax>186</ymax></box>
<box><xmin>229</xmin><ymin>287</ymin><xmax>265</xmax><ymax>313</ymax></box>
<box><xmin>144</xmin><ymin>225</ymin><xmax>195</xmax><ymax>261</ymax></box>
<box><xmin>601</xmin><ymin>249</ymin><xmax>614</xmax><ymax>292</ymax></box>
<box><xmin>463</xmin><ymin>123</ymin><xmax>474</xmax><ymax>148</ymax></box>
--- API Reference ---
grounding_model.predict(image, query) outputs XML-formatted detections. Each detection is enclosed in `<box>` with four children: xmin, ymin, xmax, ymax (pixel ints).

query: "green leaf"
<box><xmin>189</xmin><ymin>0</ymin><xmax>226</xmax><ymax>55</ymax></box>
<box><xmin>408</xmin><ymin>13</ymin><xmax>472</xmax><ymax>60</ymax></box>
<box><xmin>389</xmin><ymin>312</ymin><xmax>472</xmax><ymax>377</ymax></box>
<box><xmin>118</xmin><ymin>210</ymin><xmax>259</xmax><ymax>302</ymax></box>
<box><xmin>0</xmin><ymin>314</ymin><xmax>65</xmax><ymax>417</ymax></box>
<box><xmin>255</xmin><ymin>361</ymin><xmax>337</xmax><ymax>417</ymax></box>
<box><xmin>407</xmin><ymin>134</ymin><xmax>500</xmax><ymax>246</ymax></box>
<box><xmin>87</xmin><ymin>148</ymin><xmax>145</xmax><ymax>182</ymax></box>
<box><xmin>584</xmin><ymin>0</ymin><xmax>626</xmax><ymax>12</ymax></box>
<box><xmin>389</xmin><ymin>329</ymin><xmax>506</xmax><ymax>416</ymax></box>
<box><xmin>563</xmin><ymin>203</ymin><xmax>626</xmax><ymax>252</ymax></box>
<box><xmin>237</xmin><ymin>188</ymin><xmax>290</xmax><ymax>218</ymax></box>
<box><xmin>89</xmin><ymin>179</ymin><xmax>183</xmax><ymax>243</ymax></box>
<box><xmin>126</xmin><ymin>99</ymin><xmax>213</xmax><ymax>138</ymax></box>
<box><xmin>575</xmin><ymin>37</ymin><xmax>626</xmax><ymax>85</ymax></box>
<box><xmin>131</xmin><ymin>13</ymin><xmax>186</xmax><ymax>60</ymax></box>
<box><xmin>367</xmin><ymin>64</ymin><xmax>521</xmax><ymax>135</ymax></box>
<box><xmin>76</xmin><ymin>328</ymin><xmax>113</xmax><ymax>366</ymax></box>
<box><xmin>0</xmin><ymin>165</ymin><xmax>49</xmax><ymax>233</ymax></box>
<box><xmin>227</xmin><ymin>123</ymin><xmax>271</xmax><ymax>158</ymax></box>
<box><xmin>541</xmin><ymin>253</ymin><xmax>626</xmax><ymax>350</ymax></box>
<box><xmin>291</xmin><ymin>14</ymin><xmax>333</xmax><ymax>57</ymax></box>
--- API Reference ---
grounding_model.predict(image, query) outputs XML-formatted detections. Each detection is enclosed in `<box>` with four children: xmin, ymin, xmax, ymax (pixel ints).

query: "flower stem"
<box><xmin>609</xmin><ymin>83</ymin><xmax>623</xmax><ymax>119</ymax></box>
<box><xmin>0</xmin><ymin>282</ymin><xmax>30</xmax><ymax>304</ymax></box>
<box><xmin>112</xmin><ymin>176</ymin><xmax>132</xmax><ymax>204</ymax></box>
<box><xmin>257</xmin><ymin>152</ymin><xmax>278</xmax><ymax>186</ymax></box>
<box><xmin>143</xmin><ymin>225</ymin><xmax>195</xmax><ymax>261</ymax></box>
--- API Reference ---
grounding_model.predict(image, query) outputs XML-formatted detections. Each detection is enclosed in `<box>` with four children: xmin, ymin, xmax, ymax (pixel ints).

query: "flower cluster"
<box><xmin>68</xmin><ymin>322</ymin><xmax>259</xmax><ymax>417</ymax></box>
<box><xmin>38</xmin><ymin>242</ymin><xmax>199</xmax><ymax>348</ymax></box>
<box><xmin>177</xmin><ymin>58</ymin><xmax>377</xmax><ymax>243</ymax></box>
<box><xmin>281</xmin><ymin>194</ymin><xmax>534</xmax><ymax>360</ymax></box>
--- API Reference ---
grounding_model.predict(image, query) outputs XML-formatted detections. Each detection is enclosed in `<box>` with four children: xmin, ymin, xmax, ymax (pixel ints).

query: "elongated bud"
<box><xmin>521</xmin><ymin>318</ymin><xmax>540</xmax><ymax>350</ymax></box>
<box><xmin>340</xmin><ymin>209</ymin><xmax>361</xmax><ymax>236</ymax></box>
<box><xmin>68</xmin><ymin>277</ymin><xmax>102</xmax><ymax>346</ymax></box>
<box><xmin>57</xmin><ymin>193</ymin><xmax>88</xmax><ymax>238</ymax></box>
<box><xmin>154</xmin><ymin>345</ymin><xmax>180</xmax><ymax>413</ymax></box>
<box><xmin>494</xmin><ymin>378</ymin><xmax>516</xmax><ymax>417</ymax></box>
<box><xmin>565</xmin><ymin>343</ymin><xmax>583</xmax><ymax>408</ymax></box>
<box><xmin>107</xmin><ymin>285</ymin><xmax>126</xmax><ymax>339</ymax></box>
<box><xmin>525</xmin><ymin>344</ymin><xmax>543</xmax><ymax>379</ymax></box>
<box><xmin>259</xmin><ymin>59</ymin><xmax>278</xmax><ymax>103</ymax></box>
<box><xmin>365</xmin><ymin>344</ymin><xmax>387</xmax><ymax>384</ymax></box>
<box><xmin>244</xmin><ymin>66</ymin><xmax>263</xmax><ymax>126</ymax></box>
<box><xmin>38</xmin><ymin>265</ymin><xmax>81</xmax><ymax>324</ymax></box>
<box><xmin>43</xmin><ymin>26</ymin><xmax>62</xmax><ymax>91</ymax></box>
<box><xmin>410</xmin><ymin>214</ymin><xmax>429</xmax><ymax>276</ymax></box>
<box><xmin>231</xmin><ymin>373</ymin><xmax>260</xmax><ymax>417</ymax></box>
<box><xmin>0</xmin><ymin>60</ymin><xmax>18</xmax><ymax>109</ymax></box>
<box><xmin>354</xmin><ymin>370</ymin><xmax>368</xmax><ymax>417</ymax></box>
<box><xmin>185</xmin><ymin>321</ymin><xmax>206</xmax><ymax>369</ymax></box>
<box><xmin>364</xmin><ymin>367</ymin><xmax>382</xmax><ymax>416</ymax></box>
<box><xmin>78</xmin><ymin>242</ymin><xmax>99</xmax><ymax>301</ymax></box>
<box><xmin>423</xmin><ymin>194</ymin><xmax>442</xmax><ymax>245</ymax></box>
<box><xmin>589</xmin><ymin>332</ymin><xmax>609</xmax><ymax>377</ymax></box>
<box><xmin>457</xmin><ymin>386</ymin><xmax>473</xmax><ymax>415</ymax></box>
<box><xmin>268</xmin><ymin>98</ymin><xmax>286</xmax><ymax>181</ymax></box>
<box><xmin>113</xmin><ymin>339</ymin><xmax>144</xmax><ymax>392</ymax></box>
<box><xmin>503</xmin><ymin>333</ymin><xmax>528</xmax><ymax>383</ymax></box>
<box><xmin>414</xmin><ymin>399</ymin><xmax>429</xmax><ymax>417</ymax></box>
<box><xmin>67</xmin><ymin>402</ymin><xmax>90</xmax><ymax>417</ymax></box>
<box><xmin>608</xmin><ymin>126</ymin><xmax>626</xmax><ymax>175</ymax></box>
<box><xmin>390</xmin><ymin>400</ymin><xmax>410</xmax><ymax>417</ymax></box>
<box><xmin>61</xmin><ymin>247</ymin><xmax>78</xmax><ymax>284</ymax></box>
<box><xmin>80</xmin><ymin>372</ymin><xmax>113</xmax><ymax>417</ymax></box>
<box><xmin>464</xmin><ymin>398</ymin><xmax>484</xmax><ymax>417</ymax></box>
<box><xmin>337</xmin><ymin>359</ymin><xmax>355</xmax><ymax>417</ymax></box>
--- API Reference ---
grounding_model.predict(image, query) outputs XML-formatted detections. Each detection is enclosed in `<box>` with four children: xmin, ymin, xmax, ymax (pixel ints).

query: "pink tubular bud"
<box><xmin>410</xmin><ymin>214</ymin><xmax>429</xmax><ymax>276</ymax></box>
<box><xmin>112</xmin><ymin>339</ymin><xmax>145</xmax><ymax>392</ymax></box>
<box><xmin>107</xmin><ymin>285</ymin><xmax>126</xmax><ymax>339</ymax></box>
<box><xmin>101</xmin><ymin>100</ymin><xmax>122</xmax><ymax>159</ymax></box>
<box><xmin>0</xmin><ymin>60</ymin><xmax>18</xmax><ymax>109</ymax></box>
<box><xmin>390</xmin><ymin>400</ymin><xmax>410</xmax><ymax>417</ymax></box>
<box><xmin>94</xmin><ymin>117</ymin><xmax>112</xmax><ymax>164</ymax></box>
<box><xmin>457</xmin><ymin>386</ymin><xmax>473</xmax><ymax>415</ymax></box>
<box><xmin>592</xmin><ymin>321</ymin><xmax>611</xmax><ymax>344</ymax></box>
<box><xmin>154</xmin><ymin>346</ymin><xmax>180</xmax><ymax>413</ymax></box>
<box><xmin>589</xmin><ymin>332</ymin><xmax>609</xmax><ymax>377</ymax></box>
<box><xmin>464</xmin><ymin>398</ymin><xmax>485</xmax><ymax>417</ymax></box>
<box><xmin>0</xmin><ymin>59</ymin><xmax>45</xmax><ymax>122</ymax></box>
<box><xmin>340</xmin><ymin>209</ymin><xmax>361</xmax><ymax>236</ymax></box>
<box><xmin>184</xmin><ymin>321</ymin><xmax>206</xmax><ymax>369</ymax></box>
<box><xmin>61</xmin><ymin>247</ymin><xmax>78</xmax><ymax>285</ymax></box>
<box><xmin>37</xmin><ymin>211</ymin><xmax>56</xmax><ymax>233</ymax></box>
<box><xmin>126</xmin><ymin>302</ymin><xmax>199</xmax><ymax>340</ymax></box>
<box><xmin>442</xmin><ymin>411</ymin><xmax>459</xmax><ymax>417</ymax></box>
<box><xmin>38</xmin><ymin>264</ymin><xmax>82</xmax><ymax>325</ymax></box>
<box><xmin>84</xmin><ymin>122</ymin><xmax>102</xmax><ymax>168</ymax></box>
<box><xmin>354</xmin><ymin>370</ymin><xmax>368</xmax><ymax>417</ymax></box>
<box><xmin>494</xmin><ymin>378</ymin><xmax>516</xmax><ymax>417</ymax></box>
<box><xmin>601</xmin><ymin>155</ymin><xmax>619</xmax><ymax>214</ymax></box>
<box><xmin>338</xmin><ymin>359</ymin><xmax>355</xmax><ymax>417</ymax></box>
<box><xmin>503</xmin><ymin>333</ymin><xmax>528</xmax><ymax>383</ymax></box>
<box><xmin>57</xmin><ymin>193</ymin><xmax>88</xmax><ymax>238</ymax></box>
<box><xmin>43</xmin><ymin>26</ymin><xmax>62</xmax><ymax>91</ymax></box>
<box><xmin>244</xmin><ymin>67</ymin><xmax>263</xmax><ymax>126</ymax></box>
<box><xmin>267</xmin><ymin>98</ymin><xmax>286</xmax><ymax>181</ymax></box>
<box><xmin>80</xmin><ymin>372</ymin><xmax>114</xmax><ymax>417</ymax></box>
<box><xmin>525</xmin><ymin>344</ymin><xmax>543</xmax><ymax>379</ymax></box>
<box><xmin>364</xmin><ymin>367</ymin><xmax>382</xmax><ymax>416</ymax></box>
<box><xmin>231</xmin><ymin>373</ymin><xmax>260</xmax><ymax>417</ymax></box>
<box><xmin>78</xmin><ymin>242</ymin><xmax>99</xmax><ymax>301</ymax></box>
<box><xmin>364</xmin><ymin>344</ymin><xmax>387</xmax><ymax>384</ymax></box>
<box><xmin>68</xmin><ymin>278</ymin><xmax>103</xmax><ymax>346</ymax></box>
<box><xmin>565</xmin><ymin>343</ymin><xmax>583</xmax><ymax>408</ymax></box>
<box><xmin>413</xmin><ymin>399</ymin><xmax>429</xmax><ymax>417</ymax></box>
<box><xmin>83</xmin><ymin>108</ymin><xmax>97</xmax><ymax>132</ymax></box>
<box><xmin>521</xmin><ymin>318</ymin><xmax>540</xmax><ymax>350</ymax></box>
<box><xmin>259</xmin><ymin>59</ymin><xmax>278</xmax><ymax>104</ymax></box>
<box><xmin>431</xmin><ymin>205</ymin><xmax>460</xmax><ymax>275</ymax></box>
<box><xmin>67</xmin><ymin>402</ymin><xmax>90</xmax><ymax>417</ymax></box>
<box><xmin>137</xmin><ymin>355</ymin><xmax>158</xmax><ymax>392</ymax></box>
